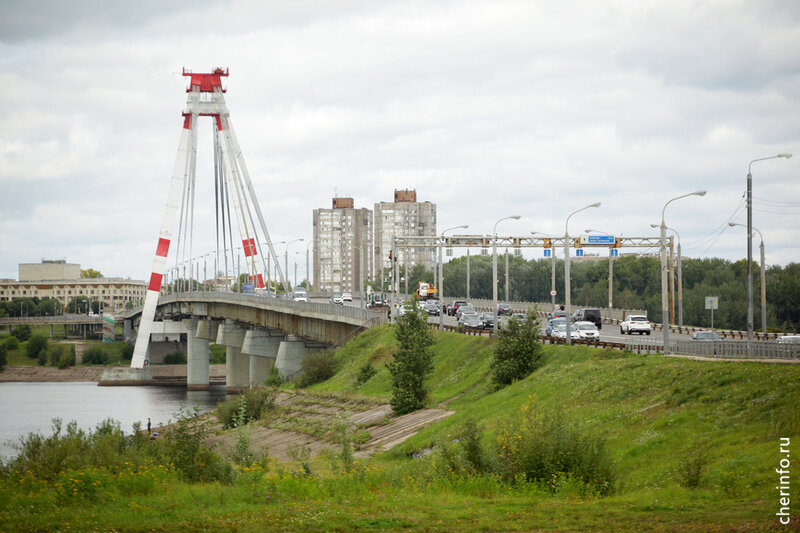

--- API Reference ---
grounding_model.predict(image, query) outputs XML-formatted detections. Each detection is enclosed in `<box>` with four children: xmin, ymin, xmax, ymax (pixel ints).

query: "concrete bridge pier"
<box><xmin>217</xmin><ymin>320</ymin><xmax>248</xmax><ymax>394</ymax></box>
<box><xmin>184</xmin><ymin>317</ymin><xmax>210</xmax><ymax>390</ymax></box>
<box><xmin>275</xmin><ymin>335</ymin><xmax>326</xmax><ymax>379</ymax></box>
<box><xmin>241</xmin><ymin>328</ymin><xmax>284</xmax><ymax>388</ymax></box>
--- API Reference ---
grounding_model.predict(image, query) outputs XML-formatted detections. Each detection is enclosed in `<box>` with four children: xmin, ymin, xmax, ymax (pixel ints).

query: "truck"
<box><xmin>416</xmin><ymin>282</ymin><xmax>438</xmax><ymax>301</ymax></box>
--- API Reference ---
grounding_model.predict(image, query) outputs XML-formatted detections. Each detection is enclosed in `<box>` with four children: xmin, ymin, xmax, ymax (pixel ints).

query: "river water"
<box><xmin>0</xmin><ymin>382</ymin><xmax>229</xmax><ymax>459</ymax></box>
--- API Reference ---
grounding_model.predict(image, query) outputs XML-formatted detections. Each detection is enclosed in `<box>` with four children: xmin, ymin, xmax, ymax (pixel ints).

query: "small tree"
<box><xmin>12</xmin><ymin>324</ymin><xmax>31</xmax><ymax>341</ymax></box>
<box><xmin>388</xmin><ymin>297</ymin><xmax>434</xmax><ymax>415</ymax></box>
<box><xmin>0</xmin><ymin>343</ymin><xmax>7</xmax><ymax>371</ymax></box>
<box><xmin>491</xmin><ymin>310</ymin><xmax>544</xmax><ymax>387</ymax></box>
<box><xmin>26</xmin><ymin>334</ymin><xmax>48</xmax><ymax>359</ymax></box>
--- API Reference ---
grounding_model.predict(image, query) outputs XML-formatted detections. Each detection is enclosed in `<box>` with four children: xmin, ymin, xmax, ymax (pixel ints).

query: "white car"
<box><xmin>575</xmin><ymin>321</ymin><xmax>600</xmax><ymax>340</ymax></box>
<box><xmin>330</xmin><ymin>294</ymin><xmax>344</xmax><ymax>305</ymax></box>
<box><xmin>342</xmin><ymin>292</ymin><xmax>353</xmax><ymax>302</ymax></box>
<box><xmin>553</xmin><ymin>324</ymin><xmax>580</xmax><ymax>340</ymax></box>
<box><xmin>620</xmin><ymin>315</ymin><xmax>651</xmax><ymax>335</ymax></box>
<box><xmin>292</xmin><ymin>290</ymin><xmax>308</xmax><ymax>302</ymax></box>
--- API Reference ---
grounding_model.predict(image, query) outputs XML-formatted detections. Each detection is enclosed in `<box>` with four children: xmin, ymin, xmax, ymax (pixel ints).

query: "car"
<box><xmin>292</xmin><ymin>290</ymin><xmax>308</xmax><ymax>302</ymax></box>
<box><xmin>545</xmin><ymin>317</ymin><xmax>567</xmax><ymax>336</ymax></box>
<box><xmin>458</xmin><ymin>312</ymin><xmax>482</xmax><ymax>329</ymax></box>
<box><xmin>574</xmin><ymin>308</ymin><xmax>602</xmax><ymax>329</ymax></box>
<box><xmin>620</xmin><ymin>315</ymin><xmax>651</xmax><ymax>335</ymax></box>
<box><xmin>497</xmin><ymin>303</ymin><xmax>513</xmax><ymax>316</ymax></box>
<box><xmin>691</xmin><ymin>330</ymin><xmax>721</xmax><ymax>341</ymax></box>
<box><xmin>341</xmin><ymin>292</ymin><xmax>353</xmax><ymax>302</ymax></box>
<box><xmin>456</xmin><ymin>305</ymin><xmax>476</xmax><ymax>321</ymax></box>
<box><xmin>479</xmin><ymin>312</ymin><xmax>495</xmax><ymax>329</ymax></box>
<box><xmin>552</xmin><ymin>324</ymin><xmax>580</xmax><ymax>340</ymax></box>
<box><xmin>424</xmin><ymin>301</ymin><xmax>440</xmax><ymax>316</ymax></box>
<box><xmin>777</xmin><ymin>335</ymin><xmax>800</xmax><ymax>344</ymax></box>
<box><xmin>575</xmin><ymin>321</ymin><xmax>600</xmax><ymax>340</ymax></box>
<box><xmin>510</xmin><ymin>312</ymin><xmax>526</xmax><ymax>321</ymax></box>
<box><xmin>448</xmin><ymin>300</ymin><xmax>468</xmax><ymax>316</ymax></box>
<box><xmin>330</xmin><ymin>294</ymin><xmax>344</xmax><ymax>305</ymax></box>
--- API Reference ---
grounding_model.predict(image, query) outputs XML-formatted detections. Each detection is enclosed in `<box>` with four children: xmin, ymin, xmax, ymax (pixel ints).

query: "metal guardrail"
<box><xmin>0</xmin><ymin>315</ymin><xmax>103</xmax><ymax>325</ymax></box>
<box><xmin>621</xmin><ymin>337</ymin><xmax>800</xmax><ymax>359</ymax></box>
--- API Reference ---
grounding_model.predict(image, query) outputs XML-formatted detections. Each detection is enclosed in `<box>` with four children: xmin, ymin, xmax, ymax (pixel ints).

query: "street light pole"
<box><xmin>531</xmin><ymin>231</ymin><xmax>555</xmax><ymax>314</ymax></box>
<box><xmin>284</xmin><ymin>238</ymin><xmax>304</xmax><ymax>297</ymax></box>
<box><xmin>493</xmin><ymin>216</ymin><xmax>521</xmax><ymax>335</ymax></box>
<box><xmin>565</xmin><ymin>204</ymin><xmax>600</xmax><ymax>344</ymax></box>
<box><xmin>730</xmin><ymin>222</ymin><xmax>768</xmax><ymax>336</ymax></box>
<box><xmin>746</xmin><ymin>154</ymin><xmax>791</xmax><ymax>340</ymax></box>
<box><xmin>439</xmin><ymin>225</ymin><xmax>469</xmax><ymax>331</ymax></box>
<box><xmin>651</xmin><ymin>224</ymin><xmax>683</xmax><ymax>327</ymax></box>
<box><xmin>660</xmin><ymin>191</ymin><xmax>706</xmax><ymax>353</ymax></box>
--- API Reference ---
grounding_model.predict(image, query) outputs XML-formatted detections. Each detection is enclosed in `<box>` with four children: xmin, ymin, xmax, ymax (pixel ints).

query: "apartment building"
<box><xmin>312</xmin><ymin>198</ymin><xmax>373</xmax><ymax>294</ymax></box>
<box><xmin>374</xmin><ymin>189</ymin><xmax>437</xmax><ymax>283</ymax></box>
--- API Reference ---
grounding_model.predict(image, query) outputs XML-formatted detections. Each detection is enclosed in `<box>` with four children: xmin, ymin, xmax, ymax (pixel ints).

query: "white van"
<box><xmin>777</xmin><ymin>335</ymin><xmax>800</xmax><ymax>344</ymax></box>
<box><xmin>292</xmin><ymin>290</ymin><xmax>308</xmax><ymax>302</ymax></box>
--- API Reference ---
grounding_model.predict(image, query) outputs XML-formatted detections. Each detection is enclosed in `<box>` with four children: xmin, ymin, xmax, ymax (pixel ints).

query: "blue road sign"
<box><xmin>576</xmin><ymin>249</ymin><xmax>584</xmax><ymax>257</ymax></box>
<box><xmin>544</xmin><ymin>249</ymin><xmax>551</xmax><ymax>257</ymax></box>
<box><xmin>610</xmin><ymin>249</ymin><xmax>619</xmax><ymax>257</ymax></box>
<box><xmin>583</xmin><ymin>235</ymin><xmax>615</xmax><ymax>245</ymax></box>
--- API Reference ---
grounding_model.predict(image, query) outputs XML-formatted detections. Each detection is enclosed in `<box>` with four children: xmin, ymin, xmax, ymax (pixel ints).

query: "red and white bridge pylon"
<box><xmin>131</xmin><ymin>68</ymin><xmax>285</xmax><ymax>369</ymax></box>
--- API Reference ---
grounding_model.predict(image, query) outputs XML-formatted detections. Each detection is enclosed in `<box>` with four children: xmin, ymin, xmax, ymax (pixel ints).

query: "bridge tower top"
<box><xmin>182</xmin><ymin>67</ymin><xmax>228</xmax><ymax>92</ymax></box>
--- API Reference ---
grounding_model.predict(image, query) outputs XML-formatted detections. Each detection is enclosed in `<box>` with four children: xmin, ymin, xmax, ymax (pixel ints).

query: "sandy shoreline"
<box><xmin>0</xmin><ymin>365</ymin><xmax>227</xmax><ymax>383</ymax></box>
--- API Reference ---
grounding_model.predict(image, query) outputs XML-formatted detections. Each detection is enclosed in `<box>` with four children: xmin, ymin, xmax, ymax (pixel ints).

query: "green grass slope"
<box><xmin>311</xmin><ymin>325</ymin><xmax>800</xmax><ymax>501</ymax></box>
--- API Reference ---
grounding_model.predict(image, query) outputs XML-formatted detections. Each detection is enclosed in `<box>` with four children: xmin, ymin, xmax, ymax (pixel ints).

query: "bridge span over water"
<box><xmin>113</xmin><ymin>292</ymin><xmax>386</xmax><ymax>392</ymax></box>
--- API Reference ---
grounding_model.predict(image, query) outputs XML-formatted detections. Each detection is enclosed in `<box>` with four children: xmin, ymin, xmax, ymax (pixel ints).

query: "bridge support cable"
<box><xmin>131</xmin><ymin>68</ymin><xmax>284</xmax><ymax>369</ymax></box>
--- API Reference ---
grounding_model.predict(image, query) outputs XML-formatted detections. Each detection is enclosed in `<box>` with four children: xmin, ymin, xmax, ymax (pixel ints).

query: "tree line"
<box><xmin>385</xmin><ymin>255</ymin><xmax>799</xmax><ymax>333</ymax></box>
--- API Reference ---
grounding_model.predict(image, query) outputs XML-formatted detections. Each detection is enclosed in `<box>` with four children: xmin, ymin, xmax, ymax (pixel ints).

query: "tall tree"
<box><xmin>388</xmin><ymin>297</ymin><xmax>434</xmax><ymax>415</ymax></box>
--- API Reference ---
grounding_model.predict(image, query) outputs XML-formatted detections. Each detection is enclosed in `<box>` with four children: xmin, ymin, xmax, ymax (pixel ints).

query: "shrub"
<box><xmin>216</xmin><ymin>387</ymin><xmax>276</xmax><ymax>429</ymax></box>
<box><xmin>388</xmin><ymin>297</ymin><xmax>434</xmax><ymax>415</ymax></box>
<box><xmin>5</xmin><ymin>336</ymin><xmax>19</xmax><ymax>350</ymax></box>
<box><xmin>494</xmin><ymin>400</ymin><xmax>616</xmax><ymax>495</ymax></box>
<box><xmin>58</xmin><ymin>345</ymin><xmax>77</xmax><ymax>369</ymax></box>
<box><xmin>82</xmin><ymin>346</ymin><xmax>109</xmax><ymax>365</ymax></box>
<box><xmin>491</xmin><ymin>310</ymin><xmax>544</xmax><ymax>387</ymax></box>
<box><xmin>295</xmin><ymin>350</ymin><xmax>339</xmax><ymax>388</ymax></box>
<box><xmin>48</xmin><ymin>345</ymin><xmax>64</xmax><ymax>366</ymax></box>
<box><xmin>0</xmin><ymin>343</ymin><xmax>7</xmax><ymax>371</ymax></box>
<box><xmin>355</xmin><ymin>361</ymin><xmax>377</xmax><ymax>387</ymax></box>
<box><xmin>263</xmin><ymin>365</ymin><xmax>286</xmax><ymax>387</ymax></box>
<box><xmin>26</xmin><ymin>334</ymin><xmax>48</xmax><ymax>359</ymax></box>
<box><xmin>676</xmin><ymin>443</ymin><xmax>709</xmax><ymax>489</ymax></box>
<box><xmin>210</xmin><ymin>343</ymin><xmax>226</xmax><ymax>364</ymax></box>
<box><xmin>120</xmin><ymin>343</ymin><xmax>134</xmax><ymax>361</ymax></box>
<box><xmin>12</xmin><ymin>324</ymin><xmax>31</xmax><ymax>341</ymax></box>
<box><xmin>165</xmin><ymin>406</ymin><xmax>234</xmax><ymax>483</ymax></box>
<box><xmin>38</xmin><ymin>350</ymin><xmax>48</xmax><ymax>366</ymax></box>
<box><xmin>163</xmin><ymin>351</ymin><xmax>186</xmax><ymax>364</ymax></box>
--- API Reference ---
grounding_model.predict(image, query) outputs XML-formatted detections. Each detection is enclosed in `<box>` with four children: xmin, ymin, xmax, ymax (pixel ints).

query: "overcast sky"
<box><xmin>1</xmin><ymin>0</ymin><xmax>798</xmax><ymax>281</ymax></box>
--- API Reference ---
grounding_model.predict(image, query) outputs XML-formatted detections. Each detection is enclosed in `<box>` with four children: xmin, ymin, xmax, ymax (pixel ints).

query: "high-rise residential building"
<box><xmin>374</xmin><ymin>189</ymin><xmax>437</xmax><ymax>285</ymax></box>
<box><xmin>312</xmin><ymin>198</ymin><xmax>373</xmax><ymax>294</ymax></box>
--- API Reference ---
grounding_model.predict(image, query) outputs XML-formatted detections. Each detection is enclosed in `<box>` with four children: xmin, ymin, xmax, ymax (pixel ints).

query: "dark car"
<box><xmin>573</xmin><ymin>308</ymin><xmax>602</xmax><ymax>329</ymax></box>
<box><xmin>497</xmin><ymin>303</ymin><xmax>513</xmax><ymax>315</ymax></box>
<box><xmin>479</xmin><ymin>312</ymin><xmax>495</xmax><ymax>329</ymax></box>
<box><xmin>448</xmin><ymin>300</ymin><xmax>468</xmax><ymax>316</ymax></box>
<box><xmin>459</xmin><ymin>312</ymin><xmax>482</xmax><ymax>329</ymax></box>
<box><xmin>425</xmin><ymin>301</ymin><xmax>440</xmax><ymax>316</ymax></box>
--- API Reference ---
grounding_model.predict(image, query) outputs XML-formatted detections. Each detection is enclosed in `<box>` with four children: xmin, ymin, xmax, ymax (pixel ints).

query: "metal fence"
<box><xmin>622</xmin><ymin>337</ymin><xmax>800</xmax><ymax>360</ymax></box>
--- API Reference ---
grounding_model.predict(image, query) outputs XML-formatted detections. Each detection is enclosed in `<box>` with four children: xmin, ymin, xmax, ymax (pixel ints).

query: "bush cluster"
<box><xmin>120</xmin><ymin>343</ymin><xmax>134</xmax><ymax>361</ymax></box>
<box><xmin>58</xmin><ymin>345</ymin><xmax>77</xmax><ymax>369</ymax></box>
<box><xmin>216</xmin><ymin>387</ymin><xmax>276</xmax><ymax>429</ymax></box>
<box><xmin>491</xmin><ymin>311</ymin><xmax>544</xmax><ymax>387</ymax></box>
<box><xmin>26</xmin><ymin>334</ymin><xmax>48</xmax><ymax>359</ymax></box>
<box><xmin>209</xmin><ymin>343</ymin><xmax>226</xmax><ymax>364</ymax></box>
<box><xmin>436</xmin><ymin>402</ymin><xmax>616</xmax><ymax>496</ymax></box>
<box><xmin>355</xmin><ymin>361</ymin><xmax>377</xmax><ymax>387</ymax></box>
<box><xmin>0</xmin><ymin>342</ymin><xmax>7</xmax><ymax>371</ymax></box>
<box><xmin>295</xmin><ymin>350</ymin><xmax>339</xmax><ymax>388</ymax></box>
<box><xmin>163</xmin><ymin>351</ymin><xmax>186</xmax><ymax>364</ymax></box>
<box><xmin>82</xmin><ymin>346</ymin><xmax>109</xmax><ymax>365</ymax></box>
<box><xmin>11</xmin><ymin>324</ymin><xmax>31</xmax><ymax>341</ymax></box>
<box><xmin>5</xmin><ymin>336</ymin><xmax>19</xmax><ymax>351</ymax></box>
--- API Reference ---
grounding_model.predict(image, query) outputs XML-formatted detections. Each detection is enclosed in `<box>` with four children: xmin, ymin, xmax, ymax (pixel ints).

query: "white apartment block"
<box><xmin>374</xmin><ymin>189</ymin><xmax>437</xmax><ymax>281</ymax></box>
<box><xmin>313</xmin><ymin>198</ymin><xmax>373</xmax><ymax>294</ymax></box>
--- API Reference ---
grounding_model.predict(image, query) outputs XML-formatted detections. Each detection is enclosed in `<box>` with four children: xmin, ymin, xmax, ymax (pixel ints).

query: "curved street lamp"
<box><xmin>660</xmin><ymin>191</ymin><xmax>706</xmax><ymax>352</ymax></box>
<box><xmin>745</xmin><ymin>154</ymin><xmax>791</xmax><ymax>340</ymax></box>
<box><xmin>493</xmin><ymin>216</ymin><xmax>521</xmax><ymax>335</ymax></box>
<box><xmin>439</xmin><ymin>225</ymin><xmax>469</xmax><ymax>330</ymax></box>
<box><xmin>564</xmin><ymin>203</ymin><xmax>600</xmax><ymax>344</ymax></box>
<box><xmin>651</xmin><ymin>224</ymin><xmax>682</xmax><ymax>327</ymax></box>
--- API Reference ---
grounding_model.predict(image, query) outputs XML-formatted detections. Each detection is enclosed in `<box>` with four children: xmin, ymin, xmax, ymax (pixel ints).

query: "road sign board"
<box><xmin>581</xmin><ymin>235</ymin><xmax>615</xmax><ymax>245</ymax></box>
<box><xmin>576</xmin><ymin>249</ymin><xmax>584</xmax><ymax>257</ymax></box>
<box><xmin>610</xmin><ymin>249</ymin><xmax>619</xmax><ymax>257</ymax></box>
<box><xmin>543</xmin><ymin>249</ymin><xmax>551</xmax><ymax>257</ymax></box>
<box><xmin>550</xmin><ymin>290</ymin><xmax>557</xmax><ymax>296</ymax></box>
<box><xmin>705</xmin><ymin>296</ymin><xmax>719</xmax><ymax>310</ymax></box>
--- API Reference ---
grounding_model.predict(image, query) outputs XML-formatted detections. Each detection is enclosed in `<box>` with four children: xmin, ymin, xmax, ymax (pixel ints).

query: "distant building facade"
<box><xmin>374</xmin><ymin>189</ymin><xmax>437</xmax><ymax>282</ymax></box>
<box><xmin>312</xmin><ymin>198</ymin><xmax>373</xmax><ymax>294</ymax></box>
<box><xmin>0</xmin><ymin>260</ymin><xmax>146</xmax><ymax>310</ymax></box>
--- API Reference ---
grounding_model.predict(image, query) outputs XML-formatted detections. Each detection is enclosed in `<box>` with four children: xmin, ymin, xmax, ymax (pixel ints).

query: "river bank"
<box><xmin>0</xmin><ymin>364</ymin><xmax>227</xmax><ymax>383</ymax></box>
